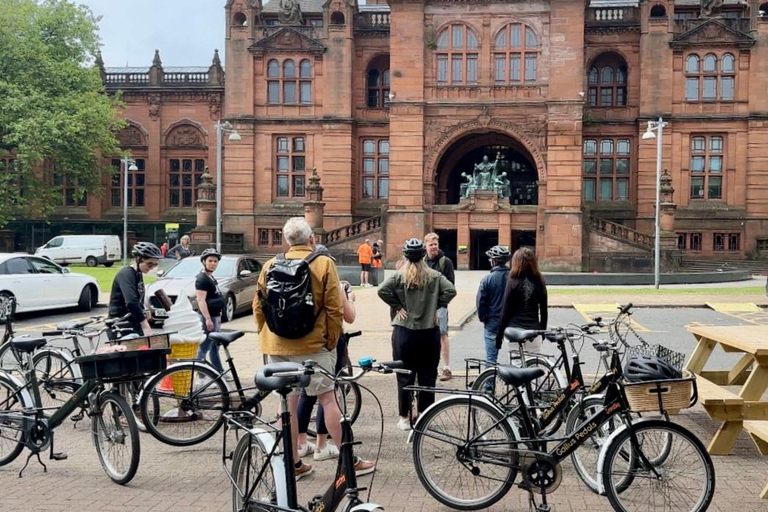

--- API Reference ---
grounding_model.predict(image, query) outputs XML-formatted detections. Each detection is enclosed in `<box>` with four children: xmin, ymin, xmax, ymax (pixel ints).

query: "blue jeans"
<box><xmin>197</xmin><ymin>314</ymin><xmax>224</xmax><ymax>373</ymax></box>
<box><xmin>483</xmin><ymin>327</ymin><xmax>499</xmax><ymax>392</ymax></box>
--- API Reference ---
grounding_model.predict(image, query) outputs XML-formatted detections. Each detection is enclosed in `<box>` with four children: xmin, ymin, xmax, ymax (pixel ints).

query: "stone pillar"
<box><xmin>190</xmin><ymin>167</ymin><xmax>216</xmax><ymax>249</ymax></box>
<box><xmin>304</xmin><ymin>169</ymin><xmax>326</xmax><ymax>242</ymax></box>
<box><xmin>457</xmin><ymin>212</ymin><xmax>470</xmax><ymax>270</ymax></box>
<box><xmin>658</xmin><ymin>168</ymin><xmax>680</xmax><ymax>270</ymax></box>
<box><xmin>149</xmin><ymin>50</ymin><xmax>164</xmax><ymax>85</ymax></box>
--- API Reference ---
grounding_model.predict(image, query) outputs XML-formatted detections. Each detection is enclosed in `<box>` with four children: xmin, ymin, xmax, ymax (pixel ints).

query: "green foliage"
<box><xmin>0</xmin><ymin>0</ymin><xmax>124</xmax><ymax>227</ymax></box>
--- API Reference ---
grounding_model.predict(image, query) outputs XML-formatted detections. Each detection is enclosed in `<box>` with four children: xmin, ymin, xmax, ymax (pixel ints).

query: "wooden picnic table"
<box><xmin>686</xmin><ymin>324</ymin><xmax>768</xmax><ymax>498</ymax></box>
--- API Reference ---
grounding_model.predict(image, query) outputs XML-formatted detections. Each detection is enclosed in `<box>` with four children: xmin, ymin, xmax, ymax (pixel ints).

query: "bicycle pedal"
<box><xmin>70</xmin><ymin>412</ymin><xmax>84</xmax><ymax>422</ymax></box>
<box><xmin>50</xmin><ymin>452</ymin><xmax>68</xmax><ymax>461</ymax></box>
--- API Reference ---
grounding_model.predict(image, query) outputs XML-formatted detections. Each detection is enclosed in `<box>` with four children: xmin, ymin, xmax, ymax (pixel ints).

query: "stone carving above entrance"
<box><xmin>162</xmin><ymin>119</ymin><xmax>209</xmax><ymax>148</ymax></box>
<box><xmin>671</xmin><ymin>17</ymin><xmax>755</xmax><ymax>49</ymax></box>
<box><xmin>249</xmin><ymin>27</ymin><xmax>326</xmax><ymax>55</ymax></box>
<box><xmin>459</xmin><ymin>154</ymin><xmax>511</xmax><ymax>199</ymax></box>
<box><xmin>117</xmin><ymin>125</ymin><xmax>147</xmax><ymax>147</ymax></box>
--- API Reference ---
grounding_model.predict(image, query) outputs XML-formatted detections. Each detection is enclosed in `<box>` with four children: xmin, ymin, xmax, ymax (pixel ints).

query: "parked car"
<box><xmin>0</xmin><ymin>253</ymin><xmax>100</xmax><ymax>317</ymax></box>
<box><xmin>145</xmin><ymin>255</ymin><xmax>262</xmax><ymax>325</ymax></box>
<box><xmin>35</xmin><ymin>234</ymin><xmax>121</xmax><ymax>267</ymax></box>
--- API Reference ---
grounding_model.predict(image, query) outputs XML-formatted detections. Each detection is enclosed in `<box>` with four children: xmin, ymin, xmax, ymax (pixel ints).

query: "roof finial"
<box><xmin>94</xmin><ymin>50</ymin><xmax>105</xmax><ymax>70</ymax></box>
<box><xmin>152</xmin><ymin>49</ymin><xmax>162</xmax><ymax>67</ymax></box>
<box><xmin>212</xmin><ymin>49</ymin><xmax>222</xmax><ymax>67</ymax></box>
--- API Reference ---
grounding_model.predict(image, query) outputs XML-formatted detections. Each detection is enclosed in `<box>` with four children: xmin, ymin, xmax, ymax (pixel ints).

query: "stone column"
<box><xmin>658</xmin><ymin>168</ymin><xmax>680</xmax><ymax>270</ymax></box>
<box><xmin>304</xmin><ymin>169</ymin><xmax>326</xmax><ymax>242</ymax></box>
<box><xmin>190</xmin><ymin>167</ymin><xmax>216</xmax><ymax>250</ymax></box>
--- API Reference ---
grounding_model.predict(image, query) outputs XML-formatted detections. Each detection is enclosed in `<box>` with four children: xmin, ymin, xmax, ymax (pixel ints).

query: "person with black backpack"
<box><xmin>253</xmin><ymin>217</ymin><xmax>375</xmax><ymax>481</ymax></box>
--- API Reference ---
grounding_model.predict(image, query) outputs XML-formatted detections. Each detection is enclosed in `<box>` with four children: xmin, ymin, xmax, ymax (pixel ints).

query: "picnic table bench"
<box><xmin>686</xmin><ymin>324</ymin><xmax>768</xmax><ymax>499</ymax></box>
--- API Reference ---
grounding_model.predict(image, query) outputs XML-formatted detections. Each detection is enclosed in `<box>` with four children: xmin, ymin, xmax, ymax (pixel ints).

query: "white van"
<box><xmin>35</xmin><ymin>235</ymin><xmax>122</xmax><ymax>267</ymax></box>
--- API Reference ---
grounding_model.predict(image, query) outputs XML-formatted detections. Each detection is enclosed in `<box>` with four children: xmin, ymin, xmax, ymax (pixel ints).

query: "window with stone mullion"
<box><xmin>169</xmin><ymin>157</ymin><xmax>205</xmax><ymax>207</ymax></box>
<box><xmin>685</xmin><ymin>53</ymin><xmax>736</xmax><ymax>102</ymax></box>
<box><xmin>689</xmin><ymin>135</ymin><xmax>723</xmax><ymax>200</ymax></box>
<box><xmin>436</xmin><ymin>24</ymin><xmax>478</xmax><ymax>86</ymax></box>
<box><xmin>110</xmin><ymin>158</ymin><xmax>146</xmax><ymax>208</ymax></box>
<box><xmin>275</xmin><ymin>136</ymin><xmax>306</xmax><ymax>199</ymax></box>
<box><xmin>267</xmin><ymin>58</ymin><xmax>312</xmax><ymax>104</ymax></box>
<box><xmin>494</xmin><ymin>23</ymin><xmax>538</xmax><ymax>85</ymax></box>
<box><xmin>51</xmin><ymin>167</ymin><xmax>87</xmax><ymax>207</ymax></box>
<box><xmin>361</xmin><ymin>138</ymin><xmax>389</xmax><ymax>199</ymax></box>
<box><xmin>581</xmin><ymin>138</ymin><xmax>631</xmax><ymax>202</ymax></box>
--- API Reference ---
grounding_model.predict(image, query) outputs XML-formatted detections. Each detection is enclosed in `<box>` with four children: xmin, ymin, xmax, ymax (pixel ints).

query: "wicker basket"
<box><xmin>623</xmin><ymin>370</ymin><xmax>696</xmax><ymax>413</ymax></box>
<box><xmin>168</xmin><ymin>342</ymin><xmax>201</xmax><ymax>395</ymax></box>
<box><xmin>114</xmin><ymin>333</ymin><xmax>171</xmax><ymax>351</ymax></box>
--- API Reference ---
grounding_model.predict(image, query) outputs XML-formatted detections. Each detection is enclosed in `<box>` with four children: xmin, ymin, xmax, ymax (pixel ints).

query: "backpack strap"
<box><xmin>438</xmin><ymin>256</ymin><xmax>446</xmax><ymax>274</ymax></box>
<box><xmin>276</xmin><ymin>253</ymin><xmax>286</xmax><ymax>261</ymax></box>
<box><xmin>303</xmin><ymin>251</ymin><xmax>325</xmax><ymax>265</ymax></box>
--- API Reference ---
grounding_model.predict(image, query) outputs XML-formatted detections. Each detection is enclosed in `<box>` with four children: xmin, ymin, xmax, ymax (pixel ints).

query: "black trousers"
<box><xmin>392</xmin><ymin>325</ymin><xmax>441</xmax><ymax>417</ymax></box>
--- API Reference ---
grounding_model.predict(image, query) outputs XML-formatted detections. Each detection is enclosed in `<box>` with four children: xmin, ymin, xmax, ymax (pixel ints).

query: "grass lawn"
<box><xmin>69</xmin><ymin>265</ymin><xmax>156</xmax><ymax>293</ymax></box>
<box><xmin>549</xmin><ymin>286</ymin><xmax>765</xmax><ymax>296</ymax></box>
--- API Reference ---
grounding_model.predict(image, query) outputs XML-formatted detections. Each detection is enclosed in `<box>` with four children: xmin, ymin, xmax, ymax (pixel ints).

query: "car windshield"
<box><xmin>164</xmin><ymin>257</ymin><xmax>234</xmax><ymax>278</ymax></box>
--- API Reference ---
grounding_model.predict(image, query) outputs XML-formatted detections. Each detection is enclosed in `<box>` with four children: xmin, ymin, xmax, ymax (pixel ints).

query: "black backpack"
<box><xmin>259</xmin><ymin>252</ymin><xmax>324</xmax><ymax>339</ymax></box>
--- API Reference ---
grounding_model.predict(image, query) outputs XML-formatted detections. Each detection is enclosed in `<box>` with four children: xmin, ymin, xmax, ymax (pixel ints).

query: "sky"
<box><xmin>76</xmin><ymin>0</ymin><xmax>227</xmax><ymax>67</ymax></box>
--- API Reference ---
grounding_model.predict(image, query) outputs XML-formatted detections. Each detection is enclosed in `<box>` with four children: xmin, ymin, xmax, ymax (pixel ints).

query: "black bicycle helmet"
<box><xmin>200</xmin><ymin>248</ymin><xmax>222</xmax><ymax>262</ymax></box>
<box><xmin>131</xmin><ymin>241</ymin><xmax>162</xmax><ymax>259</ymax></box>
<box><xmin>624</xmin><ymin>355</ymin><xmax>682</xmax><ymax>382</ymax></box>
<box><xmin>402</xmin><ymin>238</ymin><xmax>426</xmax><ymax>262</ymax></box>
<box><xmin>485</xmin><ymin>245</ymin><xmax>511</xmax><ymax>262</ymax></box>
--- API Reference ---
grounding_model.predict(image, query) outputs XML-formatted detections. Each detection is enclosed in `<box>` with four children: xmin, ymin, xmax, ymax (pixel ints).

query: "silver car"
<box><xmin>145</xmin><ymin>255</ymin><xmax>262</xmax><ymax>325</ymax></box>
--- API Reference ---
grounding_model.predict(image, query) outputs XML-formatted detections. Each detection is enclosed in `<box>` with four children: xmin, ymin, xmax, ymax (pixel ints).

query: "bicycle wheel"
<box><xmin>140</xmin><ymin>362</ymin><xmax>229</xmax><ymax>446</ymax></box>
<box><xmin>565</xmin><ymin>395</ymin><xmax>622</xmax><ymax>493</ymax></box>
<box><xmin>119</xmin><ymin>381</ymin><xmax>157</xmax><ymax>433</ymax></box>
<box><xmin>601</xmin><ymin>420</ymin><xmax>715</xmax><ymax>512</ymax></box>
<box><xmin>471</xmin><ymin>368</ymin><xmax>517</xmax><ymax>406</ymax></box>
<box><xmin>522</xmin><ymin>357</ymin><xmax>566</xmax><ymax>436</ymax></box>
<box><xmin>0</xmin><ymin>374</ymin><xmax>27</xmax><ymax>466</ymax></box>
<box><xmin>0</xmin><ymin>343</ymin><xmax>21</xmax><ymax>373</ymax></box>
<box><xmin>306</xmin><ymin>381</ymin><xmax>361</xmax><ymax>438</ymax></box>
<box><xmin>231</xmin><ymin>431</ymin><xmax>278</xmax><ymax>512</ymax></box>
<box><xmin>32</xmin><ymin>350</ymin><xmax>77</xmax><ymax>409</ymax></box>
<box><xmin>92</xmin><ymin>392</ymin><xmax>140</xmax><ymax>485</ymax></box>
<box><xmin>412</xmin><ymin>397</ymin><xmax>518</xmax><ymax>510</ymax></box>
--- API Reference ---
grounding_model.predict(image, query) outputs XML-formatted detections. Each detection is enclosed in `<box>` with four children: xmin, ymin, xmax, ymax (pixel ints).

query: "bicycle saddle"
<box><xmin>503</xmin><ymin>327</ymin><xmax>539</xmax><ymax>343</ymax></box>
<box><xmin>56</xmin><ymin>319</ymin><xmax>91</xmax><ymax>331</ymax></box>
<box><xmin>209</xmin><ymin>331</ymin><xmax>244</xmax><ymax>347</ymax></box>
<box><xmin>496</xmin><ymin>364</ymin><xmax>545</xmax><ymax>387</ymax></box>
<box><xmin>255</xmin><ymin>362</ymin><xmax>311</xmax><ymax>393</ymax></box>
<box><xmin>11</xmin><ymin>336</ymin><xmax>47</xmax><ymax>353</ymax></box>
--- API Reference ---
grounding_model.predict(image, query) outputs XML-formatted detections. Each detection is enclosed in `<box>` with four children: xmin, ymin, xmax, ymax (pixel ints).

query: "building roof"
<box><xmin>262</xmin><ymin>0</ymin><xmax>324</xmax><ymax>14</ymax></box>
<box><xmin>589</xmin><ymin>0</ymin><xmax>638</xmax><ymax>6</ymax></box>
<box><xmin>675</xmin><ymin>0</ymin><xmax>745</xmax><ymax>6</ymax></box>
<box><xmin>105</xmin><ymin>66</ymin><xmax>210</xmax><ymax>73</ymax></box>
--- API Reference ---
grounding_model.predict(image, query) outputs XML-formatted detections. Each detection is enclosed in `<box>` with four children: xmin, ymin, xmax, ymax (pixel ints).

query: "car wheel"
<box><xmin>0</xmin><ymin>292</ymin><xmax>13</xmax><ymax>325</ymax></box>
<box><xmin>103</xmin><ymin>262</ymin><xmax>114</xmax><ymax>268</ymax></box>
<box><xmin>78</xmin><ymin>286</ymin><xmax>92</xmax><ymax>312</ymax></box>
<box><xmin>222</xmin><ymin>294</ymin><xmax>236</xmax><ymax>323</ymax></box>
<box><xmin>85</xmin><ymin>256</ymin><xmax>98</xmax><ymax>268</ymax></box>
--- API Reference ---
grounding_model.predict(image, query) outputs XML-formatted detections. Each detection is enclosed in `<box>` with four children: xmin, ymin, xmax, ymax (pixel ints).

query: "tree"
<box><xmin>0</xmin><ymin>0</ymin><xmax>124</xmax><ymax>228</ymax></box>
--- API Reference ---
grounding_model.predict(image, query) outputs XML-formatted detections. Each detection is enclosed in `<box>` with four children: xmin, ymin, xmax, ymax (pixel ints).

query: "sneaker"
<box><xmin>397</xmin><ymin>417</ymin><xmax>412</xmax><ymax>431</ymax></box>
<box><xmin>294</xmin><ymin>462</ymin><xmax>313</xmax><ymax>481</ymax></box>
<box><xmin>298</xmin><ymin>442</ymin><xmax>316</xmax><ymax>458</ymax></box>
<box><xmin>353</xmin><ymin>457</ymin><xmax>376</xmax><ymax>477</ymax></box>
<box><xmin>313</xmin><ymin>443</ymin><xmax>339</xmax><ymax>461</ymax></box>
<box><xmin>439</xmin><ymin>368</ymin><xmax>452</xmax><ymax>381</ymax></box>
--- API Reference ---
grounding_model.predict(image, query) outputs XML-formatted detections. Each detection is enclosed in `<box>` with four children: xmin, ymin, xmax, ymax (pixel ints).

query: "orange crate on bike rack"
<box><xmin>114</xmin><ymin>333</ymin><xmax>171</xmax><ymax>351</ymax></box>
<box><xmin>623</xmin><ymin>371</ymin><xmax>697</xmax><ymax>414</ymax></box>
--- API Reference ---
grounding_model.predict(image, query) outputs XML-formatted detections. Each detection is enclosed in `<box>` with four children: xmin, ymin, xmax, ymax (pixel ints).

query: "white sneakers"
<box><xmin>313</xmin><ymin>443</ymin><xmax>340</xmax><ymax>461</ymax></box>
<box><xmin>298</xmin><ymin>442</ymin><xmax>315</xmax><ymax>458</ymax></box>
<box><xmin>397</xmin><ymin>417</ymin><xmax>412</xmax><ymax>431</ymax></box>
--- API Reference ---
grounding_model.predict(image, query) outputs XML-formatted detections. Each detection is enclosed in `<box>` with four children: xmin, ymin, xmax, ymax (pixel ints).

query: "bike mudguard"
<box><xmin>347</xmin><ymin>503</ymin><xmax>384</xmax><ymax>512</ymax></box>
<box><xmin>595</xmin><ymin>416</ymin><xmax>656</xmax><ymax>495</ymax></box>
<box><xmin>0</xmin><ymin>370</ymin><xmax>34</xmax><ymax>407</ymax></box>
<box><xmin>407</xmin><ymin>394</ymin><xmax>521</xmax><ymax>444</ymax></box>
<box><xmin>243</xmin><ymin>427</ymin><xmax>289</xmax><ymax>507</ymax></box>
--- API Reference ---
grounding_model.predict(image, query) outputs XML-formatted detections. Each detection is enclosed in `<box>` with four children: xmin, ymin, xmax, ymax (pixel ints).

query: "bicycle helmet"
<box><xmin>402</xmin><ymin>238</ymin><xmax>426</xmax><ymax>262</ymax></box>
<box><xmin>131</xmin><ymin>241</ymin><xmax>162</xmax><ymax>259</ymax></box>
<box><xmin>624</xmin><ymin>355</ymin><xmax>682</xmax><ymax>382</ymax></box>
<box><xmin>200</xmin><ymin>248</ymin><xmax>222</xmax><ymax>262</ymax></box>
<box><xmin>485</xmin><ymin>245</ymin><xmax>511</xmax><ymax>263</ymax></box>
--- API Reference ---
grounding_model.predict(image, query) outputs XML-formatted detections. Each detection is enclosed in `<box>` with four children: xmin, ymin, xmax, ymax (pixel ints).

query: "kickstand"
<box><xmin>527</xmin><ymin>492</ymin><xmax>551</xmax><ymax>512</ymax></box>
<box><xmin>70</xmin><ymin>407</ymin><xmax>85</xmax><ymax>428</ymax></box>
<box><xmin>18</xmin><ymin>452</ymin><xmax>47</xmax><ymax>478</ymax></box>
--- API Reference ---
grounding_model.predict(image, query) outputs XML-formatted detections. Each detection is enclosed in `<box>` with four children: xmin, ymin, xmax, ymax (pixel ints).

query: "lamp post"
<box><xmin>642</xmin><ymin>118</ymin><xmax>669</xmax><ymax>289</ymax></box>
<box><xmin>121</xmin><ymin>157</ymin><xmax>138</xmax><ymax>265</ymax></box>
<box><xmin>215</xmin><ymin>121</ymin><xmax>241</xmax><ymax>252</ymax></box>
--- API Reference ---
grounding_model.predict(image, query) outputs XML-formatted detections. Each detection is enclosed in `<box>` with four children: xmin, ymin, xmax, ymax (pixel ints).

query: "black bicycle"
<box><xmin>406</xmin><ymin>342</ymin><xmax>714</xmax><ymax>512</ymax></box>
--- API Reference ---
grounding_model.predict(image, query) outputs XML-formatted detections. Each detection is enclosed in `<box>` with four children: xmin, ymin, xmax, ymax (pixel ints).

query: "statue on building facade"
<box><xmin>459</xmin><ymin>172</ymin><xmax>476</xmax><ymax>198</ymax></box>
<box><xmin>493</xmin><ymin>171</ymin><xmax>511</xmax><ymax>199</ymax></box>
<box><xmin>278</xmin><ymin>0</ymin><xmax>303</xmax><ymax>25</ymax></box>
<box><xmin>473</xmin><ymin>155</ymin><xmax>497</xmax><ymax>190</ymax></box>
<box><xmin>700</xmin><ymin>0</ymin><xmax>724</xmax><ymax>17</ymax></box>
<box><xmin>461</xmin><ymin>154</ymin><xmax>512</xmax><ymax>199</ymax></box>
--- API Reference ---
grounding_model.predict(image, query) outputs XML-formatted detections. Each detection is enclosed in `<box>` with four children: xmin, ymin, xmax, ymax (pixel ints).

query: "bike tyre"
<box><xmin>92</xmin><ymin>392</ymin><xmax>140</xmax><ymax>485</ymax></box>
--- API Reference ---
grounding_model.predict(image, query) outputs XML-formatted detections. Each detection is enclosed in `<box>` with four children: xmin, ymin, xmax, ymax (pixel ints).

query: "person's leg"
<box><xmin>437</xmin><ymin>308</ymin><xmax>451</xmax><ymax>381</ymax></box>
<box><xmin>207</xmin><ymin>316</ymin><xmax>224</xmax><ymax>373</ymax></box>
<box><xmin>296</xmin><ymin>389</ymin><xmax>317</xmax><ymax>451</ymax></box>
<box><xmin>483</xmin><ymin>327</ymin><xmax>499</xmax><ymax>392</ymax></box>
<box><xmin>287</xmin><ymin>394</ymin><xmax>301</xmax><ymax>463</ymax></box>
<box><xmin>416</xmin><ymin>327</ymin><xmax>441</xmax><ymax>413</ymax></box>
<box><xmin>392</xmin><ymin>326</ymin><xmax>417</xmax><ymax>418</ymax></box>
<box><xmin>360</xmin><ymin>264</ymin><xmax>365</xmax><ymax>286</ymax></box>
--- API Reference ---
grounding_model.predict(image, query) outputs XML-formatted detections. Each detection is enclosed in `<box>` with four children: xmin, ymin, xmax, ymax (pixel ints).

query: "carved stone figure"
<box><xmin>700</xmin><ymin>0</ymin><xmax>724</xmax><ymax>17</ymax></box>
<box><xmin>208</xmin><ymin>94</ymin><xmax>221</xmax><ymax>120</ymax></box>
<box><xmin>148</xmin><ymin>94</ymin><xmax>161</xmax><ymax>120</ymax></box>
<box><xmin>493</xmin><ymin>172</ymin><xmax>511</xmax><ymax>199</ymax></box>
<box><xmin>117</xmin><ymin>126</ymin><xmax>146</xmax><ymax>147</ymax></box>
<box><xmin>167</xmin><ymin>126</ymin><xmax>204</xmax><ymax>147</ymax></box>
<box><xmin>278</xmin><ymin>0</ymin><xmax>303</xmax><ymax>25</ymax></box>
<box><xmin>473</xmin><ymin>155</ymin><xmax>497</xmax><ymax>190</ymax></box>
<box><xmin>459</xmin><ymin>172</ymin><xmax>476</xmax><ymax>199</ymax></box>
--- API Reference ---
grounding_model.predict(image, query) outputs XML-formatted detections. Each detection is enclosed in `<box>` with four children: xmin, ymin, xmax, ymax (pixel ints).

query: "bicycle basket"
<box><xmin>623</xmin><ymin>370</ymin><xmax>696</xmax><ymax>414</ymax></box>
<box><xmin>625</xmin><ymin>343</ymin><xmax>685</xmax><ymax>372</ymax></box>
<box><xmin>76</xmin><ymin>348</ymin><xmax>170</xmax><ymax>383</ymax></box>
<box><xmin>113</xmin><ymin>332</ymin><xmax>171</xmax><ymax>351</ymax></box>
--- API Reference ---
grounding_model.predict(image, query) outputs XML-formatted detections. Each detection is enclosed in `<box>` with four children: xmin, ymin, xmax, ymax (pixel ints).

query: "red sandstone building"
<box><xmin>9</xmin><ymin>0</ymin><xmax>768</xmax><ymax>270</ymax></box>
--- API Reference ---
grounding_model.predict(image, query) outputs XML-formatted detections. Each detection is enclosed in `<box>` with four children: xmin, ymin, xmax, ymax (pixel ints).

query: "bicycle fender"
<box><xmin>347</xmin><ymin>503</ymin><xmax>384</xmax><ymax>512</ymax></box>
<box><xmin>36</xmin><ymin>348</ymin><xmax>83</xmax><ymax>380</ymax></box>
<box><xmin>407</xmin><ymin>394</ymin><xmax>520</xmax><ymax>444</ymax></box>
<box><xmin>246</xmin><ymin>428</ymin><xmax>289</xmax><ymax>507</ymax></box>
<box><xmin>0</xmin><ymin>370</ymin><xmax>34</xmax><ymax>407</ymax></box>
<box><xmin>595</xmin><ymin>416</ymin><xmax>657</xmax><ymax>496</ymax></box>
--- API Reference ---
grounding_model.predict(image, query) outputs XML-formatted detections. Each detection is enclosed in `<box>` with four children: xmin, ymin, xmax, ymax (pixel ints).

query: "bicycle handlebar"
<box><xmin>618</xmin><ymin>303</ymin><xmax>633</xmax><ymax>315</ymax></box>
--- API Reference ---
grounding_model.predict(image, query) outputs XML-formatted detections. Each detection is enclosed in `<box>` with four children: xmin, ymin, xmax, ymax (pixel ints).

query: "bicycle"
<box><xmin>140</xmin><ymin>329</ymin><xmax>274</xmax><ymax>446</ymax></box>
<box><xmin>223</xmin><ymin>357</ymin><xmax>409</xmax><ymax>512</ymax></box>
<box><xmin>0</xmin><ymin>314</ymin><xmax>168</xmax><ymax>484</ymax></box>
<box><xmin>406</xmin><ymin>345</ymin><xmax>713</xmax><ymax>512</ymax></box>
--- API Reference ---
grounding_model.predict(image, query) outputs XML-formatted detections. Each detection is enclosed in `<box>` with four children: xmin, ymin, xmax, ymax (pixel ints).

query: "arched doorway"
<box><xmin>435</xmin><ymin>132</ymin><xmax>538</xmax><ymax>205</ymax></box>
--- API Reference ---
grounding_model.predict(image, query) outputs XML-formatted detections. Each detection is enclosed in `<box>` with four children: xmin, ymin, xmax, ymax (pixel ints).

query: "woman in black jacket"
<box><xmin>494</xmin><ymin>247</ymin><xmax>548</xmax><ymax>354</ymax></box>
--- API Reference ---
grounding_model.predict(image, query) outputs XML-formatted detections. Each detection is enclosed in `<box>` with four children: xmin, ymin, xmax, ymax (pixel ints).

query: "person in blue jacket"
<box><xmin>475</xmin><ymin>245</ymin><xmax>511</xmax><ymax>391</ymax></box>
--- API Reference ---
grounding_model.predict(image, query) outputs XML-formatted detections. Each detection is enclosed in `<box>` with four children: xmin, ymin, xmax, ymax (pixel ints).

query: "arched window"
<box><xmin>650</xmin><ymin>5</ymin><xmax>667</xmax><ymax>18</ymax></box>
<box><xmin>686</xmin><ymin>53</ymin><xmax>735</xmax><ymax>101</ymax></box>
<box><xmin>587</xmin><ymin>52</ymin><xmax>627</xmax><ymax>106</ymax></box>
<box><xmin>267</xmin><ymin>58</ymin><xmax>312</xmax><ymax>104</ymax></box>
<box><xmin>494</xmin><ymin>23</ymin><xmax>539</xmax><ymax>84</ymax></box>
<box><xmin>436</xmin><ymin>24</ymin><xmax>479</xmax><ymax>86</ymax></box>
<box><xmin>366</xmin><ymin>55</ymin><xmax>390</xmax><ymax>108</ymax></box>
<box><xmin>330</xmin><ymin>11</ymin><xmax>345</xmax><ymax>25</ymax></box>
<box><xmin>232</xmin><ymin>12</ymin><xmax>247</xmax><ymax>26</ymax></box>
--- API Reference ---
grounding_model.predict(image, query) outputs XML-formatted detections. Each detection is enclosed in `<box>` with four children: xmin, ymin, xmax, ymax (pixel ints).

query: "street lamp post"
<box><xmin>642</xmin><ymin>118</ymin><xmax>669</xmax><ymax>289</ymax></box>
<box><xmin>214</xmin><ymin>121</ymin><xmax>241</xmax><ymax>252</ymax></box>
<box><xmin>121</xmin><ymin>157</ymin><xmax>138</xmax><ymax>265</ymax></box>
